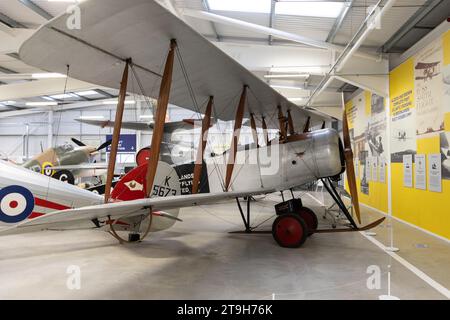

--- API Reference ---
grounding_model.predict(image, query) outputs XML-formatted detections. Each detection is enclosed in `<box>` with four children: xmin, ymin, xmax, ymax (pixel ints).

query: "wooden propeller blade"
<box><xmin>342</xmin><ymin>110</ymin><xmax>361</xmax><ymax>224</ymax></box>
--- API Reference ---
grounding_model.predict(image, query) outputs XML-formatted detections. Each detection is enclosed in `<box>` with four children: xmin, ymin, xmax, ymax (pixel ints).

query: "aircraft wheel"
<box><xmin>272</xmin><ymin>214</ymin><xmax>308</xmax><ymax>248</ymax></box>
<box><xmin>297</xmin><ymin>207</ymin><xmax>318</xmax><ymax>236</ymax></box>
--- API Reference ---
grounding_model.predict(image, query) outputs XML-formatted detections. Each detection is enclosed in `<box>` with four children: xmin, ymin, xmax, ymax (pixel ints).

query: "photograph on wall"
<box><xmin>444</xmin><ymin>64</ymin><xmax>450</xmax><ymax>117</ymax></box>
<box><xmin>440</xmin><ymin>132</ymin><xmax>450</xmax><ymax>180</ymax></box>
<box><xmin>428</xmin><ymin>154</ymin><xmax>442</xmax><ymax>192</ymax></box>
<box><xmin>390</xmin><ymin>89</ymin><xmax>416</xmax><ymax>163</ymax></box>
<box><xmin>367</xmin><ymin>94</ymin><xmax>386</xmax><ymax>159</ymax></box>
<box><xmin>414</xmin><ymin>38</ymin><xmax>444</xmax><ymax>136</ymax></box>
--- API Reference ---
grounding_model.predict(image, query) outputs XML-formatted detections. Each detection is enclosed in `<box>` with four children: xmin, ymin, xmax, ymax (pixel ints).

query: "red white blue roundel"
<box><xmin>0</xmin><ymin>186</ymin><xmax>35</xmax><ymax>223</ymax></box>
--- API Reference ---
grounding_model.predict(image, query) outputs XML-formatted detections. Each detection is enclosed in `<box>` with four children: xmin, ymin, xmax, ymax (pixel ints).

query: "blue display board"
<box><xmin>106</xmin><ymin>134</ymin><xmax>136</xmax><ymax>153</ymax></box>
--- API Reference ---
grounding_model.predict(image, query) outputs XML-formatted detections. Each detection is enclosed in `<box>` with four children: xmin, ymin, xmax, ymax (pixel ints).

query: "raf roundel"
<box><xmin>0</xmin><ymin>185</ymin><xmax>35</xmax><ymax>223</ymax></box>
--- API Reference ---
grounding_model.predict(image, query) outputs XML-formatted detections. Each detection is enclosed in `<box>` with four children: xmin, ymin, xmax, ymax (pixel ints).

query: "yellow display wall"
<box><xmin>345</xmin><ymin>91</ymin><xmax>389</xmax><ymax>214</ymax></box>
<box><xmin>388</xmin><ymin>29</ymin><xmax>450</xmax><ymax>239</ymax></box>
<box><xmin>347</xmin><ymin>28</ymin><xmax>449</xmax><ymax>240</ymax></box>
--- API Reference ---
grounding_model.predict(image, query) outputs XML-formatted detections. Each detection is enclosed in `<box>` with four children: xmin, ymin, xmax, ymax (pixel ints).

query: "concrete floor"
<box><xmin>0</xmin><ymin>191</ymin><xmax>448</xmax><ymax>300</ymax></box>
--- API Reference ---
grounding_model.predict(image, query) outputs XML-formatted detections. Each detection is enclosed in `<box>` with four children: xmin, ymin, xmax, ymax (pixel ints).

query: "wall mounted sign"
<box><xmin>379</xmin><ymin>158</ymin><xmax>386</xmax><ymax>184</ymax></box>
<box><xmin>372</xmin><ymin>157</ymin><xmax>378</xmax><ymax>182</ymax></box>
<box><xmin>403</xmin><ymin>154</ymin><xmax>413</xmax><ymax>188</ymax></box>
<box><xmin>428</xmin><ymin>154</ymin><xmax>442</xmax><ymax>192</ymax></box>
<box><xmin>106</xmin><ymin>134</ymin><xmax>137</xmax><ymax>153</ymax></box>
<box><xmin>414</xmin><ymin>154</ymin><xmax>426</xmax><ymax>190</ymax></box>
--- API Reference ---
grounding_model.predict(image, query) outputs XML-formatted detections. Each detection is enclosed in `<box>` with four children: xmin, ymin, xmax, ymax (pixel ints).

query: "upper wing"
<box><xmin>19</xmin><ymin>0</ymin><xmax>333</xmax><ymax>132</ymax></box>
<box><xmin>76</xmin><ymin>118</ymin><xmax>195</xmax><ymax>134</ymax></box>
<box><xmin>76</xmin><ymin>119</ymin><xmax>153</xmax><ymax>131</ymax></box>
<box><xmin>0</xmin><ymin>189</ymin><xmax>273</xmax><ymax>235</ymax></box>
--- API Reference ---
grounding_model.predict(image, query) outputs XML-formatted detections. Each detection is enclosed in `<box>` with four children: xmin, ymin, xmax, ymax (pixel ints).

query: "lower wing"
<box><xmin>0</xmin><ymin>189</ymin><xmax>271</xmax><ymax>235</ymax></box>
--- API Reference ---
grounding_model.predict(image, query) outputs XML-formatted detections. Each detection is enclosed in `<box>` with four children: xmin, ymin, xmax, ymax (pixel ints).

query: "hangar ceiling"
<box><xmin>0</xmin><ymin>0</ymin><xmax>448</xmax><ymax>118</ymax></box>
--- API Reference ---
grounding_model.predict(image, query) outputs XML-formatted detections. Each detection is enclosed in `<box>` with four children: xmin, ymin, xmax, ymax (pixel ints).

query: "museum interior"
<box><xmin>0</xmin><ymin>0</ymin><xmax>448</xmax><ymax>301</ymax></box>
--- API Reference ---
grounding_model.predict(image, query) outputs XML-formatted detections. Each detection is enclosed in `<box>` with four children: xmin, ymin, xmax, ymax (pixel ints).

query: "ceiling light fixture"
<box><xmin>79</xmin><ymin>116</ymin><xmax>105</xmax><ymax>120</ymax></box>
<box><xmin>271</xmin><ymin>85</ymin><xmax>305</xmax><ymax>90</ymax></box>
<box><xmin>26</xmin><ymin>102</ymin><xmax>58</xmax><ymax>107</ymax></box>
<box><xmin>102</xmin><ymin>100</ymin><xmax>136</xmax><ymax>105</ymax></box>
<box><xmin>264</xmin><ymin>74</ymin><xmax>310</xmax><ymax>79</ymax></box>
<box><xmin>31</xmin><ymin>73</ymin><xmax>67</xmax><ymax>79</ymax></box>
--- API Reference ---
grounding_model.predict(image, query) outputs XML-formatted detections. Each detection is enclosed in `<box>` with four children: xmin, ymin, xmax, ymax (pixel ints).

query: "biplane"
<box><xmin>0</xmin><ymin>0</ymin><xmax>384</xmax><ymax>248</ymax></box>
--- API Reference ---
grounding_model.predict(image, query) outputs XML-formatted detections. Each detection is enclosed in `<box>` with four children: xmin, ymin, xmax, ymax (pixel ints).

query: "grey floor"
<box><xmin>0</xmin><ymin>191</ymin><xmax>448</xmax><ymax>300</ymax></box>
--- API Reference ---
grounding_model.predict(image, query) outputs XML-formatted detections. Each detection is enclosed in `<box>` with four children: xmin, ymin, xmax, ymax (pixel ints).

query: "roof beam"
<box><xmin>326</xmin><ymin>0</ymin><xmax>354</xmax><ymax>43</ymax></box>
<box><xmin>202</xmin><ymin>0</ymin><xmax>221</xmax><ymax>42</ymax></box>
<box><xmin>382</xmin><ymin>0</ymin><xmax>443</xmax><ymax>52</ymax></box>
<box><xmin>0</xmin><ymin>12</ymin><xmax>27</xmax><ymax>28</ymax></box>
<box><xmin>94</xmin><ymin>89</ymin><xmax>115</xmax><ymax>98</ymax></box>
<box><xmin>17</xmin><ymin>0</ymin><xmax>53</xmax><ymax>21</ymax></box>
<box><xmin>183</xmin><ymin>9</ymin><xmax>380</xmax><ymax>61</ymax></box>
<box><xmin>268</xmin><ymin>0</ymin><xmax>276</xmax><ymax>45</ymax></box>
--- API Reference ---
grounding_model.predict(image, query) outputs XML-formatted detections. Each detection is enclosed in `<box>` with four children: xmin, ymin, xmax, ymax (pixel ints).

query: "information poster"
<box><xmin>372</xmin><ymin>157</ymin><xmax>378</xmax><ymax>182</ymax></box>
<box><xmin>415</xmin><ymin>154</ymin><xmax>426</xmax><ymax>190</ymax></box>
<box><xmin>414</xmin><ymin>38</ymin><xmax>444</xmax><ymax>136</ymax></box>
<box><xmin>403</xmin><ymin>154</ymin><xmax>413</xmax><ymax>187</ymax></box>
<box><xmin>366</xmin><ymin>158</ymin><xmax>371</xmax><ymax>181</ymax></box>
<box><xmin>428</xmin><ymin>154</ymin><xmax>442</xmax><ymax>192</ymax></box>
<box><xmin>379</xmin><ymin>158</ymin><xmax>386</xmax><ymax>183</ymax></box>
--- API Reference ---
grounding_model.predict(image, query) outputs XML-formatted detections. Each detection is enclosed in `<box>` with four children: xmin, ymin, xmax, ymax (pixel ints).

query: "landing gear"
<box><xmin>128</xmin><ymin>233</ymin><xmax>140</xmax><ymax>242</ymax></box>
<box><xmin>272</xmin><ymin>214</ymin><xmax>307</xmax><ymax>248</ymax></box>
<box><xmin>272</xmin><ymin>198</ymin><xmax>318</xmax><ymax>247</ymax></box>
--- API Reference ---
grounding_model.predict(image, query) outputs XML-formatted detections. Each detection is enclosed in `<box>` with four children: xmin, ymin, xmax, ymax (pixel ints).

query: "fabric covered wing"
<box><xmin>19</xmin><ymin>0</ymin><xmax>333</xmax><ymax>131</ymax></box>
<box><xmin>0</xmin><ymin>189</ymin><xmax>271</xmax><ymax>235</ymax></box>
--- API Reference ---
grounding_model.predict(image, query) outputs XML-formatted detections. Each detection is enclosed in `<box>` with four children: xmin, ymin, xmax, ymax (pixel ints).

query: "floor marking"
<box><xmin>360</xmin><ymin>231</ymin><xmax>450</xmax><ymax>299</ymax></box>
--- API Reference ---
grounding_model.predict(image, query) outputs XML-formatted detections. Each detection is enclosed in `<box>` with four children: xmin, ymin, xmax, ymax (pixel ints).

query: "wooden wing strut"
<box><xmin>303</xmin><ymin>116</ymin><xmax>311</xmax><ymax>133</ymax></box>
<box><xmin>277</xmin><ymin>106</ymin><xmax>287</xmax><ymax>140</ymax></box>
<box><xmin>225</xmin><ymin>85</ymin><xmax>248</xmax><ymax>191</ymax></box>
<box><xmin>104</xmin><ymin>59</ymin><xmax>130</xmax><ymax>203</ymax></box>
<box><xmin>262</xmin><ymin>116</ymin><xmax>269</xmax><ymax>145</ymax></box>
<box><xmin>145</xmin><ymin>39</ymin><xmax>177</xmax><ymax>197</ymax></box>
<box><xmin>287</xmin><ymin>109</ymin><xmax>295</xmax><ymax>135</ymax></box>
<box><xmin>192</xmin><ymin>96</ymin><xmax>213</xmax><ymax>194</ymax></box>
<box><xmin>250</xmin><ymin>113</ymin><xmax>259</xmax><ymax>148</ymax></box>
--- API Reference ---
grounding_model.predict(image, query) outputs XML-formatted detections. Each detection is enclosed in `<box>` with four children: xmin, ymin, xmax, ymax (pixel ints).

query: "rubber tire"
<box><xmin>297</xmin><ymin>207</ymin><xmax>318</xmax><ymax>236</ymax></box>
<box><xmin>272</xmin><ymin>214</ymin><xmax>308</xmax><ymax>248</ymax></box>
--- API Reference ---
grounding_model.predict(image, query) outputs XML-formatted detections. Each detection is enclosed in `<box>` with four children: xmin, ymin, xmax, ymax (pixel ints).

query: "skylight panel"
<box><xmin>207</xmin><ymin>0</ymin><xmax>272</xmax><ymax>14</ymax></box>
<box><xmin>276</xmin><ymin>1</ymin><xmax>345</xmax><ymax>18</ymax></box>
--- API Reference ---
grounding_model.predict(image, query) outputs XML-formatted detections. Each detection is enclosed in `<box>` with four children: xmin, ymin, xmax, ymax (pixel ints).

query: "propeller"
<box><xmin>71</xmin><ymin>138</ymin><xmax>112</xmax><ymax>152</ymax></box>
<box><xmin>97</xmin><ymin>139</ymin><xmax>112</xmax><ymax>151</ymax></box>
<box><xmin>342</xmin><ymin>110</ymin><xmax>361</xmax><ymax>224</ymax></box>
<box><xmin>71</xmin><ymin>138</ymin><xmax>86</xmax><ymax>147</ymax></box>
